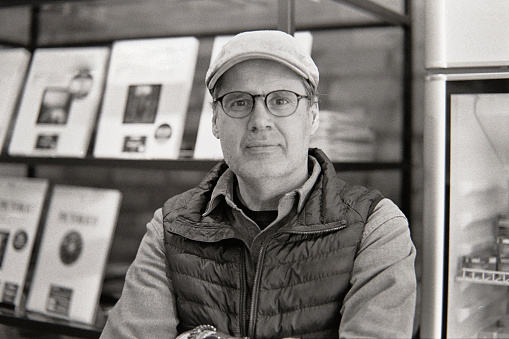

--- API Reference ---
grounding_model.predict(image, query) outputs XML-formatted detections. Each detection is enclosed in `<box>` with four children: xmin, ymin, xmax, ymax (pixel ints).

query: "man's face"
<box><xmin>212</xmin><ymin>59</ymin><xmax>319</xmax><ymax>181</ymax></box>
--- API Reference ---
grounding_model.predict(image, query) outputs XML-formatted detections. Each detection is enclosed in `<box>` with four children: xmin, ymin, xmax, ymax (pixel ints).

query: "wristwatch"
<box><xmin>188</xmin><ymin>325</ymin><xmax>219</xmax><ymax>339</ymax></box>
<box><xmin>201</xmin><ymin>332</ymin><xmax>224</xmax><ymax>339</ymax></box>
<box><xmin>187</xmin><ymin>325</ymin><xmax>248</xmax><ymax>339</ymax></box>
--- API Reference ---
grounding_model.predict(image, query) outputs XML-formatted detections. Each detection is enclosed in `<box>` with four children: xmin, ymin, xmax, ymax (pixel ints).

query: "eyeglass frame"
<box><xmin>212</xmin><ymin>90</ymin><xmax>315</xmax><ymax>119</ymax></box>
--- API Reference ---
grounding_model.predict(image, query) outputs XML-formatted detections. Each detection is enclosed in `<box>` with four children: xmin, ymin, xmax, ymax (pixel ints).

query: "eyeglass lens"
<box><xmin>221</xmin><ymin>90</ymin><xmax>302</xmax><ymax>118</ymax></box>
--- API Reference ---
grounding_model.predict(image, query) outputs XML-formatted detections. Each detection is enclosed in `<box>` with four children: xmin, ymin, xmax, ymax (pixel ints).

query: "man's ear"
<box><xmin>310</xmin><ymin>104</ymin><xmax>320</xmax><ymax>135</ymax></box>
<box><xmin>212</xmin><ymin>110</ymin><xmax>220</xmax><ymax>139</ymax></box>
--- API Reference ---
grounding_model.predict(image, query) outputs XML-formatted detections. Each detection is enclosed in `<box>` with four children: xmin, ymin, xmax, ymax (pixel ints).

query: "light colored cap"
<box><xmin>206</xmin><ymin>30</ymin><xmax>319</xmax><ymax>91</ymax></box>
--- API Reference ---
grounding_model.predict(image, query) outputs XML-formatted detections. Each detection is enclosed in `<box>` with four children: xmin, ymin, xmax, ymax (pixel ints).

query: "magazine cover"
<box><xmin>8</xmin><ymin>46</ymin><xmax>110</xmax><ymax>158</ymax></box>
<box><xmin>0</xmin><ymin>48</ymin><xmax>31</xmax><ymax>152</ymax></box>
<box><xmin>94</xmin><ymin>36</ymin><xmax>199</xmax><ymax>159</ymax></box>
<box><xmin>193</xmin><ymin>31</ymin><xmax>313</xmax><ymax>160</ymax></box>
<box><xmin>25</xmin><ymin>185</ymin><xmax>122</xmax><ymax>325</ymax></box>
<box><xmin>0</xmin><ymin>176</ymin><xmax>49</xmax><ymax>310</ymax></box>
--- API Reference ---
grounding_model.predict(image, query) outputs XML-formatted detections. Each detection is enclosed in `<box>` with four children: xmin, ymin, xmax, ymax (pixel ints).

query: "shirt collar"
<box><xmin>203</xmin><ymin>155</ymin><xmax>322</xmax><ymax>217</ymax></box>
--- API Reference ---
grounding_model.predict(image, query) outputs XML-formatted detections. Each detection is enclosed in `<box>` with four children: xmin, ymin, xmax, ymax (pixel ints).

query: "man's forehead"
<box><xmin>217</xmin><ymin>59</ymin><xmax>306</xmax><ymax>93</ymax></box>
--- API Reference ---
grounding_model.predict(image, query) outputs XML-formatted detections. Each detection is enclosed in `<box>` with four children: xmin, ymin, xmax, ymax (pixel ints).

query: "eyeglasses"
<box><xmin>213</xmin><ymin>90</ymin><xmax>313</xmax><ymax>118</ymax></box>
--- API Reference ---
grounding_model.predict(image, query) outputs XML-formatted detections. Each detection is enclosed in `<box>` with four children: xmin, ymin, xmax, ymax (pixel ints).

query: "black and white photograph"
<box><xmin>123</xmin><ymin>84</ymin><xmax>161</xmax><ymax>124</ymax></box>
<box><xmin>1</xmin><ymin>1</ymin><xmax>509</xmax><ymax>338</ymax></box>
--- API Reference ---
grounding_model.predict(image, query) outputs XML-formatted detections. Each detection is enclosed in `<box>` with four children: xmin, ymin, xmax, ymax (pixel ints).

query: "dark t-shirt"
<box><xmin>234</xmin><ymin>194</ymin><xmax>278</xmax><ymax>230</ymax></box>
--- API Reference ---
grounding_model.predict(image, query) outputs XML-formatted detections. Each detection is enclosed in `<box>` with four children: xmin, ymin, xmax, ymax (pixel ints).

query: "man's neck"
<box><xmin>236</xmin><ymin>168</ymin><xmax>308</xmax><ymax>211</ymax></box>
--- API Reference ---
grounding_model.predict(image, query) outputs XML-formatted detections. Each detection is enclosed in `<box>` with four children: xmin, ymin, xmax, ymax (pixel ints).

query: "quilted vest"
<box><xmin>163</xmin><ymin>149</ymin><xmax>383</xmax><ymax>339</ymax></box>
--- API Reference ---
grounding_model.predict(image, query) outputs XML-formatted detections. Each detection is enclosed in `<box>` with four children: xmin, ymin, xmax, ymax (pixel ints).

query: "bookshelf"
<box><xmin>0</xmin><ymin>1</ymin><xmax>413</xmax><ymax>337</ymax></box>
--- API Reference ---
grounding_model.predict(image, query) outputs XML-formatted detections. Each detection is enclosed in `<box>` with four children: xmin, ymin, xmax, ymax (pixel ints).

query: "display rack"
<box><xmin>0</xmin><ymin>1</ymin><xmax>413</xmax><ymax>337</ymax></box>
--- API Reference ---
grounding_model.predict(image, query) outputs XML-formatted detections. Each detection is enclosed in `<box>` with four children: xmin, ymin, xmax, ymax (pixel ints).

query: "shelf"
<box><xmin>0</xmin><ymin>308</ymin><xmax>101</xmax><ymax>338</ymax></box>
<box><xmin>457</xmin><ymin>268</ymin><xmax>509</xmax><ymax>286</ymax></box>
<box><xmin>0</xmin><ymin>153</ymin><xmax>404</xmax><ymax>172</ymax></box>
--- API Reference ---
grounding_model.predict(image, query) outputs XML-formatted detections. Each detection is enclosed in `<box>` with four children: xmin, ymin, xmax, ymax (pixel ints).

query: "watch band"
<box><xmin>188</xmin><ymin>325</ymin><xmax>217</xmax><ymax>339</ymax></box>
<box><xmin>202</xmin><ymin>331</ymin><xmax>224</xmax><ymax>339</ymax></box>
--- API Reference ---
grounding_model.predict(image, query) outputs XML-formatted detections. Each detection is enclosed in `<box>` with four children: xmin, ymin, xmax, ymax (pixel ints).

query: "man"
<box><xmin>101</xmin><ymin>30</ymin><xmax>416</xmax><ymax>339</ymax></box>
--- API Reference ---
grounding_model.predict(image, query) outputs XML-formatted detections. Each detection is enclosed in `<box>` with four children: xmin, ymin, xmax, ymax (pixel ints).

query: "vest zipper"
<box><xmin>239</xmin><ymin>246</ymin><xmax>248</xmax><ymax>337</ymax></box>
<box><xmin>248</xmin><ymin>240</ymin><xmax>269</xmax><ymax>339</ymax></box>
<box><xmin>247</xmin><ymin>223</ymin><xmax>347</xmax><ymax>338</ymax></box>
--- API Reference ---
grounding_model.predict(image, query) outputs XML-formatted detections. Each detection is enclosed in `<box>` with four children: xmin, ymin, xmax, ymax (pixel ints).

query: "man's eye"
<box><xmin>273</xmin><ymin>98</ymin><xmax>290</xmax><ymax>106</ymax></box>
<box><xmin>227</xmin><ymin>99</ymin><xmax>250</xmax><ymax>110</ymax></box>
<box><xmin>232</xmin><ymin>100</ymin><xmax>247</xmax><ymax>107</ymax></box>
<box><xmin>269</xmin><ymin>96</ymin><xmax>292</xmax><ymax>107</ymax></box>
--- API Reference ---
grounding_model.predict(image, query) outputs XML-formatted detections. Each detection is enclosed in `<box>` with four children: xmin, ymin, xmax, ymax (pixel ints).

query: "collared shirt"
<box><xmin>101</xmin><ymin>156</ymin><xmax>417</xmax><ymax>339</ymax></box>
<box><xmin>203</xmin><ymin>156</ymin><xmax>321</xmax><ymax>224</ymax></box>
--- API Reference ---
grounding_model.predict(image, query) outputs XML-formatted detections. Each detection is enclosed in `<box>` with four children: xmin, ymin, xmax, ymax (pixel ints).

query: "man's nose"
<box><xmin>247</xmin><ymin>97</ymin><xmax>274</xmax><ymax>131</ymax></box>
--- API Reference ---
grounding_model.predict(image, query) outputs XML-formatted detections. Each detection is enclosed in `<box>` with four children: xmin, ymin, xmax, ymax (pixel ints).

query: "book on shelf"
<box><xmin>193</xmin><ymin>31</ymin><xmax>314</xmax><ymax>160</ymax></box>
<box><xmin>0</xmin><ymin>48</ymin><xmax>31</xmax><ymax>153</ymax></box>
<box><xmin>0</xmin><ymin>176</ymin><xmax>49</xmax><ymax>311</ymax></box>
<box><xmin>8</xmin><ymin>46</ymin><xmax>110</xmax><ymax>158</ymax></box>
<box><xmin>25</xmin><ymin>185</ymin><xmax>122</xmax><ymax>325</ymax></box>
<box><xmin>94</xmin><ymin>36</ymin><xmax>199</xmax><ymax>159</ymax></box>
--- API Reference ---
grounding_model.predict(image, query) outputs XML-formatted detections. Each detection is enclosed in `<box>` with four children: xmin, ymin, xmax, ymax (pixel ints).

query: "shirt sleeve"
<box><xmin>100</xmin><ymin>208</ymin><xmax>179</xmax><ymax>339</ymax></box>
<box><xmin>339</xmin><ymin>198</ymin><xmax>417</xmax><ymax>339</ymax></box>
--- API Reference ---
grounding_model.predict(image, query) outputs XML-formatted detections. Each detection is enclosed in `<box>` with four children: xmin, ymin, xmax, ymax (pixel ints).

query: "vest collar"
<box><xmin>165</xmin><ymin>148</ymin><xmax>351</xmax><ymax>241</ymax></box>
<box><xmin>202</xmin><ymin>155</ymin><xmax>321</xmax><ymax>218</ymax></box>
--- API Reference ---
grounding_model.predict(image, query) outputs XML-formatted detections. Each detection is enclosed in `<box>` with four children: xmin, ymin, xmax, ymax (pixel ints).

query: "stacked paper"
<box><xmin>311</xmin><ymin>109</ymin><xmax>376</xmax><ymax>162</ymax></box>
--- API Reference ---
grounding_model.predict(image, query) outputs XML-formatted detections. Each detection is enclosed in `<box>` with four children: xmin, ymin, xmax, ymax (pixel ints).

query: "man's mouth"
<box><xmin>245</xmin><ymin>143</ymin><xmax>280</xmax><ymax>152</ymax></box>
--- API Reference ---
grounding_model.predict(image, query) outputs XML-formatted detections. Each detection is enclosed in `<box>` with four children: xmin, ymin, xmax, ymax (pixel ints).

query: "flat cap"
<box><xmin>206</xmin><ymin>30</ymin><xmax>319</xmax><ymax>90</ymax></box>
